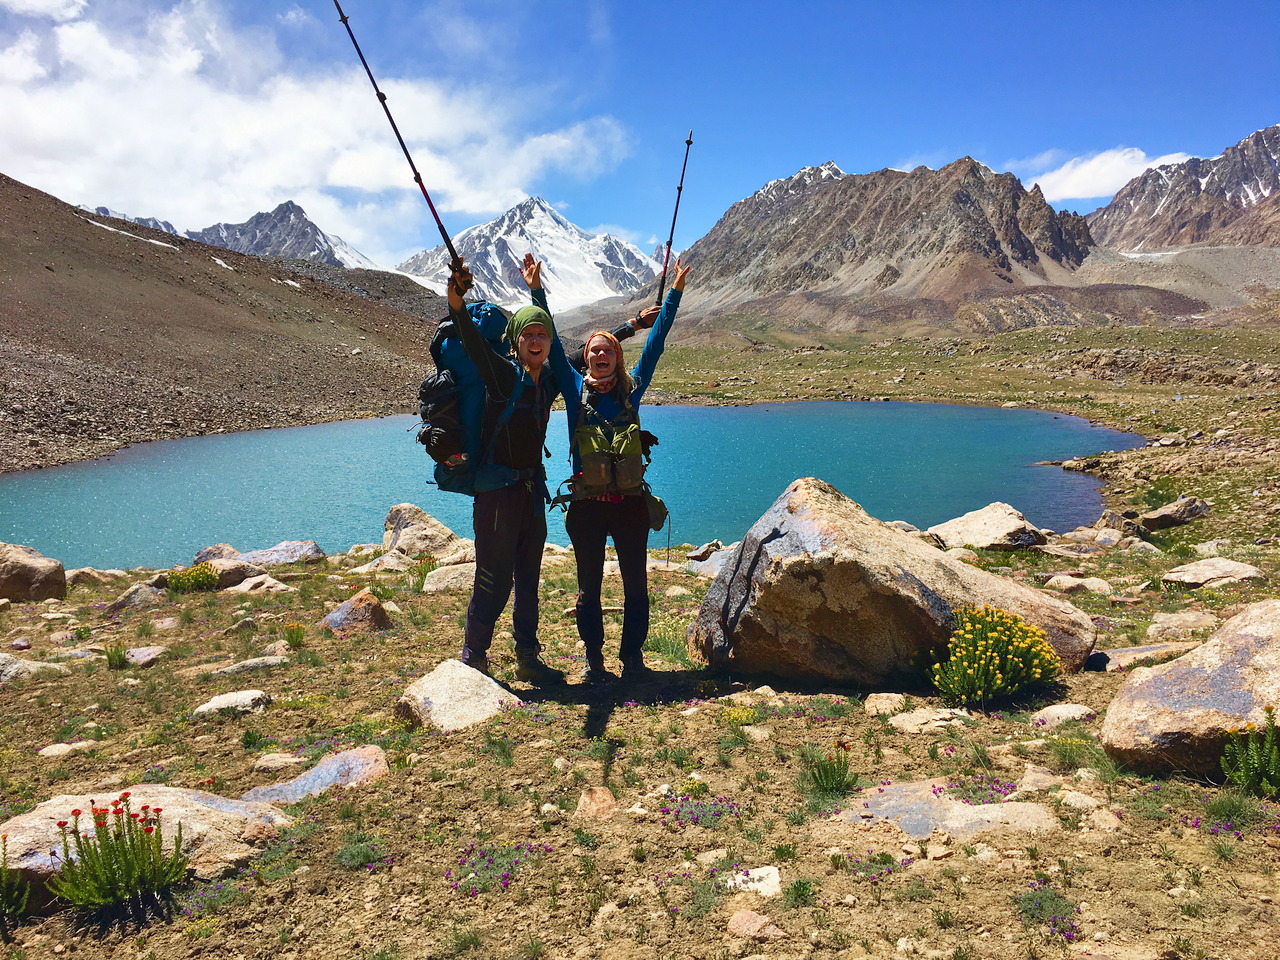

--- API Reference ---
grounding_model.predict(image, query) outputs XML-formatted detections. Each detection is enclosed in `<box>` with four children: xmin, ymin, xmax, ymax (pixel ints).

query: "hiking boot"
<box><xmin>515</xmin><ymin>657</ymin><xmax>565</xmax><ymax>685</ymax></box>
<box><xmin>459</xmin><ymin>652</ymin><xmax>491</xmax><ymax>677</ymax></box>
<box><xmin>621</xmin><ymin>657</ymin><xmax>655</xmax><ymax>681</ymax></box>
<box><xmin>580</xmin><ymin>663</ymin><xmax>618</xmax><ymax>685</ymax></box>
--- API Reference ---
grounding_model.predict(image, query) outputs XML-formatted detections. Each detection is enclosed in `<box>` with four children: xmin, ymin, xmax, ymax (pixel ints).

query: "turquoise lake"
<box><xmin>0</xmin><ymin>401</ymin><xmax>1145</xmax><ymax>570</ymax></box>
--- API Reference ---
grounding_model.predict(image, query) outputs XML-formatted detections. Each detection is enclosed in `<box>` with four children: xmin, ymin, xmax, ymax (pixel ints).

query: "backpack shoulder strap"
<box><xmin>478</xmin><ymin>367</ymin><xmax>527</xmax><ymax>467</ymax></box>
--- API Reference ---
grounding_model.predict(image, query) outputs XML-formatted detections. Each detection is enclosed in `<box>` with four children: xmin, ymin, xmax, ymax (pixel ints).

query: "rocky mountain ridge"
<box><xmin>82</xmin><ymin>200</ymin><xmax>380</xmax><ymax>270</ymax></box>
<box><xmin>1088</xmin><ymin>124</ymin><xmax>1280</xmax><ymax>250</ymax></box>
<box><xmin>641</xmin><ymin>156</ymin><xmax>1096</xmax><ymax>338</ymax></box>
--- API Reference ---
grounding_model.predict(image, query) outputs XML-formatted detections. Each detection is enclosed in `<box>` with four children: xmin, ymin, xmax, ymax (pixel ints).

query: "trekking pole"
<box><xmin>654</xmin><ymin>130</ymin><xmax>694</xmax><ymax>305</ymax></box>
<box><xmin>333</xmin><ymin>1</ymin><xmax>462</xmax><ymax>271</ymax></box>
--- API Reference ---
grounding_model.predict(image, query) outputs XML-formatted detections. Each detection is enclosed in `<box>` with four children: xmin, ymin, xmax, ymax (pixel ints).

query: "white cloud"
<box><xmin>0</xmin><ymin>29</ymin><xmax>46</xmax><ymax>82</ymax></box>
<box><xmin>0</xmin><ymin>0</ymin><xmax>630</xmax><ymax>267</ymax></box>
<box><xmin>1028</xmin><ymin>147</ymin><xmax>1193</xmax><ymax>203</ymax></box>
<box><xmin>588</xmin><ymin>222</ymin><xmax>643</xmax><ymax>245</ymax></box>
<box><xmin>0</xmin><ymin>0</ymin><xmax>86</xmax><ymax>21</ymax></box>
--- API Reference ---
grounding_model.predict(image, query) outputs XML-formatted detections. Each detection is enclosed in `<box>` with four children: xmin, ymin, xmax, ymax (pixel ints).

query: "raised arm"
<box><xmin>448</xmin><ymin>259</ymin><xmax>517</xmax><ymax>398</ymax></box>
<box><xmin>630</xmin><ymin>259</ymin><xmax>690</xmax><ymax>400</ymax></box>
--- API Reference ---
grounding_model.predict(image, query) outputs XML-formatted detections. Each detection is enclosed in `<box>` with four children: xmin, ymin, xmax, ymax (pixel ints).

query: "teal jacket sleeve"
<box><xmin>630</xmin><ymin>288</ymin><xmax>681</xmax><ymax>404</ymax></box>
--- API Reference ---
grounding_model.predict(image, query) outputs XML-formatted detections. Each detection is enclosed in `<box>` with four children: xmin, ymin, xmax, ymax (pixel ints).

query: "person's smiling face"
<box><xmin>585</xmin><ymin>334</ymin><xmax>618</xmax><ymax>380</ymax></box>
<box><xmin>517</xmin><ymin>323</ymin><xmax>550</xmax><ymax>370</ymax></box>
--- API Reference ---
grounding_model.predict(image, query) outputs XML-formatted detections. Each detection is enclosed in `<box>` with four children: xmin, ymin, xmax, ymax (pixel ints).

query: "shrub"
<box><xmin>46</xmin><ymin>793</ymin><xmax>188</xmax><ymax>923</ymax></box>
<box><xmin>643</xmin><ymin>617</ymin><xmax>695</xmax><ymax>667</ymax></box>
<box><xmin>103</xmin><ymin>640</ymin><xmax>130</xmax><ymax>670</ymax></box>
<box><xmin>403</xmin><ymin>555</ymin><xmax>438</xmax><ymax>592</ymax></box>
<box><xmin>657</xmin><ymin>796</ymin><xmax>742</xmax><ymax>828</ymax></box>
<box><xmin>168</xmin><ymin>563</ymin><xmax>219</xmax><ymax>593</ymax></box>
<box><xmin>800</xmin><ymin>742</ymin><xmax>860</xmax><ymax>798</ymax></box>
<box><xmin>1</xmin><ymin>834</ymin><xmax>31</xmax><ymax>942</ymax></box>
<box><xmin>280</xmin><ymin>623</ymin><xmax>307</xmax><ymax>650</ymax></box>
<box><xmin>335</xmin><ymin>831</ymin><xmax>388</xmax><ymax>871</ymax></box>
<box><xmin>445</xmin><ymin>841</ymin><xmax>550</xmax><ymax>895</ymax></box>
<box><xmin>1010</xmin><ymin>878</ymin><xmax>1080</xmax><ymax>942</ymax></box>
<box><xmin>783</xmin><ymin>878</ymin><xmax>817</xmax><ymax>908</ymax></box>
<box><xmin>932</xmin><ymin>606</ymin><xmax>1060</xmax><ymax>707</ymax></box>
<box><xmin>1221</xmin><ymin>706</ymin><xmax>1280</xmax><ymax>798</ymax></box>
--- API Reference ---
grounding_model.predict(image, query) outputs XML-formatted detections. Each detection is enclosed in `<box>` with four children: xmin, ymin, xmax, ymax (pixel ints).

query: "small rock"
<box><xmin>192</xmin><ymin>690</ymin><xmax>272</xmax><ymax>718</ymax></box>
<box><xmin>224</xmin><ymin>575</ymin><xmax>295</xmax><ymax>595</ymax></box>
<box><xmin>726</xmin><ymin>909</ymin><xmax>787</xmax><ymax>941</ymax></box>
<box><xmin>1029</xmin><ymin>704</ymin><xmax>1096</xmax><ymax>729</ymax></box>
<box><xmin>726</xmin><ymin>866</ymin><xmax>782</xmax><ymax>898</ymax></box>
<box><xmin>574</xmin><ymin>786</ymin><xmax>617</xmax><ymax>820</ymax></box>
<box><xmin>864</xmin><ymin>693</ymin><xmax>907</xmax><ymax>716</ymax></box>
<box><xmin>38</xmin><ymin>740</ymin><xmax>98</xmax><ymax>758</ymax></box>
<box><xmin>211</xmin><ymin>656</ymin><xmax>289</xmax><ymax>676</ymax></box>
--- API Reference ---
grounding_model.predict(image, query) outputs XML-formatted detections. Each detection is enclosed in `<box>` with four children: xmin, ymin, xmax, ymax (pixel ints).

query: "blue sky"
<box><xmin>2</xmin><ymin>0</ymin><xmax>1277</xmax><ymax>269</ymax></box>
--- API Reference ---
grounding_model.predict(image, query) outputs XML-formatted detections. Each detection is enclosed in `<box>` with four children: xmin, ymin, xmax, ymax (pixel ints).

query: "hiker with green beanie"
<box><xmin>448</xmin><ymin>258</ymin><xmax>565</xmax><ymax>685</ymax></box>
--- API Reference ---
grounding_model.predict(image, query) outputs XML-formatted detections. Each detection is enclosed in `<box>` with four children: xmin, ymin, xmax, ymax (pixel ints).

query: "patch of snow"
<box><xmin>211</xmin><ymin>257</ymin><xmax>234</xmax><ymax>271</ymax></box>
<box><xmin>77</xmin><ymin>215</ymin><xmax>179</xmax><ymax>250</ymax></box>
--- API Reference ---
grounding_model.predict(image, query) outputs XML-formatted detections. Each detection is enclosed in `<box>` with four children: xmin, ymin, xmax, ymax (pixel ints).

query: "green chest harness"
<box><xmin>565</xmin><ymin>383</ymin><xmax>650</xmax><ymax>498</ymax></box>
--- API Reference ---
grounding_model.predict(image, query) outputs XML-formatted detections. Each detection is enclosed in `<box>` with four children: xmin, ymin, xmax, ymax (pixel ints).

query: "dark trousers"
<box><xmin>565</xmin><ymin>495</ymin><xmax>650</xmax><ymax>664</ymax></box>
<box><xmin>462</xmin><ymin>482</ymin><xmax>546</xmax><ymax>662</ymax></box>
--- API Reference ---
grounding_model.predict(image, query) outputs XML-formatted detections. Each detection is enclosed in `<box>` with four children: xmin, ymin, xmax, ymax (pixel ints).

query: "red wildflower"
<box><xmin>113</xmin><ymin>808</ymin><xmax>124</xmax><ymax>816</ymax></box>
<box><xmin>70</xmin><ymin>809</ymin><xmax>82</xmax><ymax>817</ymax></box>
<box><xmin>57</xmin><ymin>820</ymin><xmax>68</xmax><ymax>828</ymax></box>
<box><xmin>119</xmin><ymin>791</ymin><xmax>131</xmax><ymax>800</ymax></box>
<box><xmin>152</xmin><ymin>808</ymin><xmax>163</xmax><ymax>815</ymax></box>
<box><xmin>143</xmin><ymin>826</ymin><xmax>154</xmax><ymax>834</ymax></box>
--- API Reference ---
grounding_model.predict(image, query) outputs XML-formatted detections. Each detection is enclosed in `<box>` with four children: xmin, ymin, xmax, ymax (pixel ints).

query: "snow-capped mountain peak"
<box><xmin>397</xmin><ymin>198</ymin><xmax>659</xmax><ymax>310</ymax></box>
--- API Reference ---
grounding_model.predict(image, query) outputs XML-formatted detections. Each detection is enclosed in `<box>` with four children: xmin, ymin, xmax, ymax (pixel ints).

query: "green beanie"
<box><xmin>507</xmin><ymin>305</ymin><xmax>555</xmax><ymax>346</ymax></box>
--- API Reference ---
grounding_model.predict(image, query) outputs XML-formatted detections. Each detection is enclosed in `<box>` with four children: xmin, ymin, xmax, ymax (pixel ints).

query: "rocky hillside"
<box><xmin>0</xmin><ymin>173</ymin><xmax>439</xmax><ymax>474</ymax></box>
<box><xmin>1088</xmin><ymin>124</ymin><xmax>1280</xmax><ymax>250</ymax></box>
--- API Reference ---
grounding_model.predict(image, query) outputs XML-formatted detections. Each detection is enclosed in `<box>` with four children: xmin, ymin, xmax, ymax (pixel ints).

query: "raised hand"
<box><xmin>448</xmin><ymin>258</ymin><xmax>474</xmax><ymax>308</ymax></box>
<box><xmin>633</xmin><ymin>306</ymin><xmax>661</xmax><ymax>329</ymax></box>
<box><xmin>672</xmin><ymin>258</ymin><xmax>692</xmax><ymax>292</ymax></box>
<box><xmin>520</xmin><ymin>252</ymin><xmax>543</xmax><ymax>289</ymax></box>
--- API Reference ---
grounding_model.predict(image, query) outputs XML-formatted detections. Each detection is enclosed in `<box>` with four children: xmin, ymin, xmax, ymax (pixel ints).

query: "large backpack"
<box><xmin>416</xmin><ymin>302</ymin><xmax>516</xmax><ymax>495</ymax></box>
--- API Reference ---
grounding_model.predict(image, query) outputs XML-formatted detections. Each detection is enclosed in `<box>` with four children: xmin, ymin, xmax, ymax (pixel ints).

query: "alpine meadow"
<box><xmin>2</xmin><ymin>2</ymin><xmax>1280</xmax><ymax>959</ymax></box>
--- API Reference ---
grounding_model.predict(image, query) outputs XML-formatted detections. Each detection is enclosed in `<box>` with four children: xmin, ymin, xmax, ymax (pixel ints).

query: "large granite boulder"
<box><xmin>241</xmin><ymin>746</ymin><xmax>389</xmax><ymax>804</ymax></box>
<box><xmin>1100</xmin><ymin>600</ymin><xmax>1280</xmax><ymax>776</ymax></box>
<box><xmin>0</xmin><ymin>542</ymin><xmax>66</xmax><ymax>602</ymax></box>
<box><xmin>927</xmin><ymin>502</ymin><xmax>1047</xmax><ymax>551</ymax></box>
<box><xmin>235</xmin><ymin>540</ymin><xmax>326</xmax><ymax>567</ymax></box>
<box><xmin>205</xmin><ymin>557</ymin><xmax>268</xmax><ymax>589</ymax></box>
<box><xmin>105</xmin><ymin>582</ymin><xmax>166</xmax><ymax>615</ymax></box>
<box><xmin>1140</xmin><ymin>496</ymin><xmax>1211</xmax><ymax>531</ymax></box>
<box><xmin>1161</xmin><ymin>558</ymin><xmax>1265</xmax><ymax>590</ymax></box>
<box><xmin>0</xmin><ymin>653</ymin><xmax>71</xmax><ymax>683</ymax></box>
<box><xmin>0</xmin><ymin>786</ymin><xmax>293</xmax><ymax>888</ymax></box>
<box><xmin>689</xmin><ymin>479</ymin><xmax>1096</xmax><ymax>684</ymax></box>
<box><xmin>382</xmin><ymin>503</ymin><xmax>473</xmax><ymax>564</ymax></box>
<box><xmin>194</xmin><ymin>543</ymin><xmax>240</xmax><ymax>564</ymax></box>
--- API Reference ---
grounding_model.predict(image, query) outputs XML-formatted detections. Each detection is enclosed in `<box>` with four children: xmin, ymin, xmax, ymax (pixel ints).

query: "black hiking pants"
<box><xmin>565</xmin><ymin>494</ymin><xmax>650</xmax><ymax>665</ymax></box>
<box><xmin>462</xmin><ymin>482</ymin><xmax>546</xmax><ymax>663</ymax></box>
